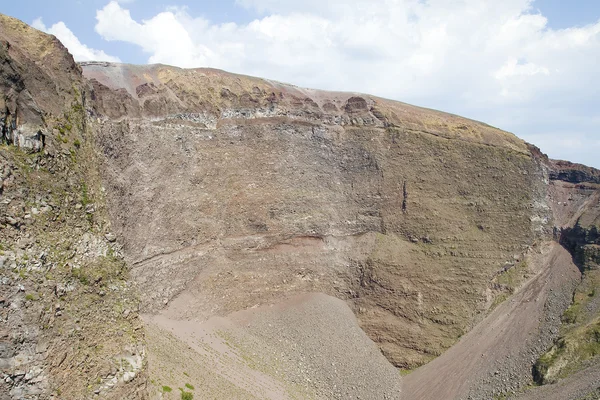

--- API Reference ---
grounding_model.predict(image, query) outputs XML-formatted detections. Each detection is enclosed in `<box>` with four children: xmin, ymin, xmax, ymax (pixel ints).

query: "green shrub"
<box><xmin>161</xmin><ymin>386</ymin><xmax>172</xmax><ymax>393</ymax></box>
<box><xmin>185</xmin><ymin>383</ymin><xmax>194</xmax><ymax>390</ymax></box>
<box><xmin>81</xmin><ymin>183</ymin><xmax>90</xmax><ymax>206</ymax></box>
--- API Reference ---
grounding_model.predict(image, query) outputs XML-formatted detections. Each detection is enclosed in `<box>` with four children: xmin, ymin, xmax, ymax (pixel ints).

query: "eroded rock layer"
<box><xmin>82</xmin><ymin>62</ymin><xmax>552</xmax><ymax>368</ymax></box>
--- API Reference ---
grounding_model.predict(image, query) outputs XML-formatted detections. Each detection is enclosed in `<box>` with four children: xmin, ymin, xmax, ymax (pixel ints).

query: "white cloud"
<box><xmin>91</xmin><ymin>1</ymin><xmax>600</xmax><ymax>101</ymax></box>
<box><xmin>32</xmin><ymin>18</ymin><xmax>120</xmax><ymax>62</ymax></box>
<box><xmin>494</xmin><ymin>59</ymin><xmax>550</xmax><ymax>81</ymax></box>
<box><xmin>39</xmin><ymin>1</ymin><xmax>600</xmax><ymax>167</ymax></box>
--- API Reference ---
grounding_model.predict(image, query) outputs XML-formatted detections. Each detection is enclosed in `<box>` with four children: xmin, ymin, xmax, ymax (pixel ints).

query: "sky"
<box><xmin>1</xmin><ymin>0</ymin><xmax>599</xmax><ymax>168</ymax></box>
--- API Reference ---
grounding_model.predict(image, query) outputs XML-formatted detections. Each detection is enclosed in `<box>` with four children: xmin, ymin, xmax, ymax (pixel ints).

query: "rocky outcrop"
<box><xmin>0</xmin><ymin>40</ymin><xmax>46</xmax><ymax>151</ymax></box>
<box><xmin>546</xmin><ymin>159</ymin><xmax>600</xmax><ymax>271</ymax></box>
<box><xmin>561</xmin><ymin>216</ymin><xmax>600</xmax><ymax>271</ymax></box>
<box><xmin>0</xmin><ymin>15</ymin><xmax>87</xmax><ymax>153</ymax></box>
<box><xmin>550</xmin><ymin>160</ymin><xmax>600</xmax><ymax>185</ymax></box>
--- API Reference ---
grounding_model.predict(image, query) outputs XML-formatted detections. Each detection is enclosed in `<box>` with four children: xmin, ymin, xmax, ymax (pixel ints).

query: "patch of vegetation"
<box><xmin>534</xmin><ymin>268</ymin><xmax>600</xmax><ymax>384</ymax></box>
<box><xmin>489</xmin><ymin>260</ymin><xmax>530</xmax><ymax>313</ymax></box>
<box><xmin>534</xmin><ymin>318</ymin><xmax>600</xmax><ymax>384</ymax></box>
<box><xmin>563</xmin><ymin>301</ymin><xmax>583</xmax><ymax>324</ymax></box>
<box><xmin>580</xmin><ymin>387</ymin><xmax>600</xmax><ymax>400</ymax></box>
<box><xmin>162</xmin><ymin>386</ymin><xmax>172</xmax><ymax>393</ymax></box>
<box><xmin>72</xmin><ymin>102</ymin><xmax>83</xmax><ymax>113</ymax></box>
<box><xmin>18</xmin><ymin>268</ymin><xmax>28</xmax><ymax>279</ymax></box>
<box><xmin>70</xmin><ymin>254</ymin><xmax>127</xmax><ymax>287</ymax></box>
<box><xmin>185</xmin><ymin>383</ymin><xmax>194</xmax><ymax>390</ymax></box>
<box><xmin>496</xmin><ymin>260</ymin><xmax>528</xmax><ymax>292</ymax></box>
<box><xmin>81</xmin><ymin>182</ymin><xmax>90</xmax><ymax>206</ymax></box>
<box><xmin>490</xmin><ymin>293</ymin><xmax>509</xmax><ymax>310</ymax></box>
<box><xmin>69</xmin><ymin>148</ymin><xmax>77</xmax><ymax>164</ymax></box>
<box><xmin>564</xmin><ymin>270</ymin><xmax>598</xmax><ymax>322</ymax></box>
<box><xmin>179</xmin><ymin>388</ymin><xmax>193</xmax><ymax>400</ymax></box>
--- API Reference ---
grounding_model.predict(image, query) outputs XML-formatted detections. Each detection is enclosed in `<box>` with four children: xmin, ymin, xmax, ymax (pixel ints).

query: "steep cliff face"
<box><xmin>82</xmin><ymin>62</ymin><xmax>552</xmax><ymax>370</ymax></box>
<box><xmin>1</xmin><ymin>13</ymin><xmax>599</xmax><ymax>400</ymax></box>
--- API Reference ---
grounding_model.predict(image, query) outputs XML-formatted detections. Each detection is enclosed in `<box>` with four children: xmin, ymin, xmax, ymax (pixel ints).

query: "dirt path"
<box><xmin>403</xmin><ymin>242</ymin><xmax>581</xmax><ymax>399</ymax></box>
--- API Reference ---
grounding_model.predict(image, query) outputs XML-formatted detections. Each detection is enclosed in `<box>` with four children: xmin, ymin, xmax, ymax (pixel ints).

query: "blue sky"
<box><xmin>2</xmin><ymin>1</ymin><xmax>599</xmax><ymax>168</ymax></box>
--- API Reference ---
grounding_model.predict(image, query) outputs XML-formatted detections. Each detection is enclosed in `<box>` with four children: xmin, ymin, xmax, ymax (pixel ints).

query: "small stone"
<box><xmin>24</xmin><ymin>367</ymin><xmax>42</xmax><ymax>381</ymax></box>
<box><xmin>123</xmin><ymin>371</ymin><xmax>135</xmax><ymax>382</ymax></box>
<box><xmin>104</xmin><ymin>233</ymin><xmax>117</xmax><ymax>242</ymax></box>
<box><xmin>75</xmin><ymin>203</ymin><xmax>83</xmax><ymax>210</ymax></box>
<box><xmin>36</xmin><ymin>342</ymin><xmax>49</xmax><ymax>354</ymax></box>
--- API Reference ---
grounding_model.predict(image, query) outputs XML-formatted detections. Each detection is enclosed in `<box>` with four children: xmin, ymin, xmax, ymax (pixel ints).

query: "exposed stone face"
<box><xmin>550</xmin><ymin>160</ymin><xmax>600</xmax><ymax>185</ymax></box>
<box><xmin>0</xmin><ymin>41</ymin><xmax>45</xmax><ymax>151</ymax></box>
<box><xmin>0</xmin><ymin>14</ymin><xmax>88</xmax><ymax>154</ymax></box>
<box><xmin>560</xmin><ymin>190</ymin><xmax>600</xmax><ymax>270</ymax></box>
<box><xmin>82</xmin><ymin>62</ymin><xmax>555</xmax><ymax>368</ymax></box>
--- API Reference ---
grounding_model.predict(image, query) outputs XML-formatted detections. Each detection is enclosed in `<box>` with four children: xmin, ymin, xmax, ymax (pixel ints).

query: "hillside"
<box><xmin>1</xmin><ymin>13</ymin><xmax>599</xmax><ymax>400</ymax></box>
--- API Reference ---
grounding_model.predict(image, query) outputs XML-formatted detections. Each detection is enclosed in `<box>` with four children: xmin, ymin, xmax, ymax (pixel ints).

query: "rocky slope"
<box><xmin>1</xmin><ymin>13</ymin><xmax>599</xmax><ymax>400</ymax></box>
<box><xmin>1</xmin><ymin>14</ymin><xmax>146</xmax><ymax>399</ymax></box>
